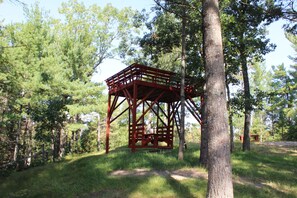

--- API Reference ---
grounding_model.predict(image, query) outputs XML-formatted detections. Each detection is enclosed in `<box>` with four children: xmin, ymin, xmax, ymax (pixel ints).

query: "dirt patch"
<box><xmin>170</xmin><ymin>169</ymin><xmax>208</xmax><ymax>180</ymax></box>
<box><xmin>233</xmin><ymin>175</ymin><xmax>264</xmax><ymax>189</ymax></box>
<box><xmin>261</xmin><ymin>141</ymin><xmax>297</xmax><ymax>147</ymax></box>
<box><xmin>110</xmin><ymin>142</ymin><xmax>297</xmax><ymax>188</ymax></box>
<box><xmin>110</xmin><ymin>168</ymin><xmax>207</xmax><ymax>181</ymax></box>
<box><xmin>111</xmin><ymin>168</ymin><xmax>169</xmax><ymax>177</ymax></box>
<box><xmin>80</xmin><ymin>189</ymin><xmax>126</xmax><ymax>198</ymax></box>
<box><xmin>260</xmin><ymin>141</ymin><xmax>297</xmax><ymax>156</ymax></box>
<box><xmin>110</xmin><ymin>168</ymin><xmax>271</xmax><ymax>189</ymax></box>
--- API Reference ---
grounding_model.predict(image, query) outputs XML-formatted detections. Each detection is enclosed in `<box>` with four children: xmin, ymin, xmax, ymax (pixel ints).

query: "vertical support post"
<box><xmin>131</xmin><ymin>83</ymin><xmax>137</xmax><ymax>152</ymax></box>
<box><xmin>42</xmin><ymin>144</ymin><xmax>45</xmax><ymax>162</ymax></box>
<box><xmin>106</xmin><ymin>94</ymin><xmax>112</xmax><ymax>154</ymax></box>
<box><xmin>156</xmin><ymin>102</ymin><xmax>159</xmax><ymax>129</ymax></box>
<box><xmin>166</xmin><ymin>103</ymin><xmax>170</xmax><ymax>127</ymax></box>
<box><xmin>128</xmin><ymin>107</ymin><xmax>131</xmax><ymax>146</ymax></box>
<box><xmin>167</xmin><ymin>102</ymin><xmax>171</xmax><ymax>148</ymax></box>
<box><xmin>142</xmin><ymin>101</ymin><xmax>145</xmax><ymax>125</ymax></box>
<box><xmin>142</xmin><ymin>101</ymin><xmax>145</xmax><ymax>146</ymax></box>
<box><xmin>200</xmin><ymin>95</ymin><xmax>204</xmax><ymax>134</ymax></box>
<box><xmin>156</xmin><ymin>102</ymin><xmax>159</xmax><ymax>147</ymax></box>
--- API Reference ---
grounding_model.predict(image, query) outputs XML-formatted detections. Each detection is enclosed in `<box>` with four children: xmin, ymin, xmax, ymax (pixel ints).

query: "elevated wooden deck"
<box><xmin>105</xmin><ymin>63</ymin><xmax>204</xmax><ymax>153</ymax></box>
<box><xmin>105</xmin><ymin>63</ymin><xmax>203</xmax><ymax>103</ymax></box>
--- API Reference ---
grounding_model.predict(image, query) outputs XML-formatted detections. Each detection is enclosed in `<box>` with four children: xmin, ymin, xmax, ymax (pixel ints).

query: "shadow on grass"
<box><xmin>232</xmin><ymin>148</ymin><xmax>297</xmax><ymax>186</ymax></box>
<box><xmin>50</xmin><ymin>145</ymin><xmax>203</xmax><ymax>197</ymax></box>
<box><xmin>234</xmin><ymin>182</ymin><xmax>297</xmax><ymax>198</ymax></box>
<box><xmin>2</xmin><ymin>142</ymin><xmax>296</xmax><ymax>197</ymax></box>
<box><xmin>231</xmin><ymin>143</ymin><xmax>297</xmax><ymax>197</ymax></box>
<box><xmin>2</xmin><ymin>144</ymin><xmax>202</xmax><ymax>197</ymax></box>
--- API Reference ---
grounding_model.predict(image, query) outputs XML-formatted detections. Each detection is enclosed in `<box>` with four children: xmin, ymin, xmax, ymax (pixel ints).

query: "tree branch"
<box><xmin>9</xmin><ymin>0</ymin><xmax>26</xmax><ymax>7</ymax></box>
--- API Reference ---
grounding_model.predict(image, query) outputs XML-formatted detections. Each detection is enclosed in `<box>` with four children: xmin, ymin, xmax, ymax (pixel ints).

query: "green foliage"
<box><xmin>249</xmin><ymin>62</ymin><xmax>272</xmax><ymax>139</ymax></box>
<box><xmin>0</xmin><ymin>0</ymin><xmax>141</xmax><ymax>169</ymax></box>
<box><xmin>274</xmin><ymin>0</ymin><xmax>297</xmax><ymax>34</ymax></box>
<box><xmin>246</xmin><ymin>45</ymin><xmax>296</xmax><ymax>141</ymax></box>
<box><xmin>267</xmin><ymin>63</ymin><xmax>296</xmax><ymax>140</ymax></box>
<box><xmin>135</xmin><ymin>1</ymin><xmax>283</xmax><ymax>146</ymax></box>
<box><xmin>219</xmin><ymin>1</ymin><xmax>289</xmax><ymax>145</ymax></box>
<box><xmin>222</xmin><ymin>0</ymin><xmax>277</xmax><ymax>113</ymax></box>
<box><xmin>80</xmin><ymin>130</ymin><xmax>97</xmax><ymax>153</ymax></box>
<box><xmin>284</xmin><ymin>33</ymin><xmax>297</xmax><ymax>140</ymax></box>
<box><xmin>136</xmin><ymin>1</ymin><xmax>204</xmax><ymax>77</ymax></box>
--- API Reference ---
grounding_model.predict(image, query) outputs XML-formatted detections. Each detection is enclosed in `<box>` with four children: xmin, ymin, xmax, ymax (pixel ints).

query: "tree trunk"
<box><xmin>238</xmin><ymin>2</ymin><xmax>251</xmax><ymax>152</ymax></box>
<box><xmin>28</xmin><ymin>118</ymin><xmax>33</xmax><ymax>166</ymax></box>
<box><xmin>97</xmin><ymin>114</ymin><xmax>101</xmax><ymax>151</ymax></box>
<box><xmin>13</xmin><ymin>112</ymin><xmax>22</xmax><ymax>165</ymax></box>
<box><xmin>199</xmin><ymin>93</ymin><xmax>208</xmax><ymax>167</ymax></box>
<box><xmin>13</xmin><ymin>120</ymin><xmax>20</xmax><ymax>163</ymax></box>
<box><xmin>241</xmin><ymin>49</ymin><xmax>251</xmax><ymax>151</ymax></box>
<box><xmin>42</xmin><ymin>144</ymin><xmax>45</xmax><ymax>163</ymax></box>
<box><xmin>51</xmin><ymin>129</ymin><xmax>56</xmax><ymax>162</ymax></box>
<box><xmin>199</xmin><ymin>7</ymin><xmax>208</xmax><ymax>168</ymax></box>
<box><xmin>203</xmin><ymin>0</ymin><xmax>233</xmax><ymax>197</ymax></box>
<box><xmin>59</xmin><ymin>127</ymin><xmax>65</xmax><ymax>159</ymax></box>
<box><xmin>70</xmin><ymin>131</ymin><xmax>74</xmax><ymax>153</ymax></box>
<box><xmin>56</xmin><ymin>128</ymin><xmax>61</xmax><ymax>160</ymax></box>
<box><xmin>178</xmin><ymin>7</ymin><xmax>187</xmax><ymax>161</ymax></box>
<box><xmin>226</xmin><ymin>82</ymin><xmax>235</xmax><ymax>153</ymax></box>
<box><xmin>24</xmin><ymin>117</ymin><xmax>32</xmax><ymax>168</ymax></box>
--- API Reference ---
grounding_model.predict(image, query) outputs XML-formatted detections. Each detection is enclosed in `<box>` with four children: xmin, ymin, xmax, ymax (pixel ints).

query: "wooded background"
<box><xmin>0</xmin><ymin>0</ymin><xmax>296</xmax><ymax>175</ymax></box>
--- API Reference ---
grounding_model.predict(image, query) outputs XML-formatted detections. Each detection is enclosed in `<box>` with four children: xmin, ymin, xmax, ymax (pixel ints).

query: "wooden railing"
<box><xmin>105</xmin><ymin>63</ymin><xmax>199</xmax><ymax>94</ymax></box>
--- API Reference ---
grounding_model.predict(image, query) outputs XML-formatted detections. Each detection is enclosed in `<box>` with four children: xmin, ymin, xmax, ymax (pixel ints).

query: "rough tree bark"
<box><xmin>199</xmin><ymin>93</ymin><xmax>208</xmax><ymax>167</ymax></box>
<box><xmin>24</xmin><ymin>117</ymin><xmax>33</xmax><ymax>168</ymax></box>
<box><xmin>97</xmin><ymin>113</ymin><xmax>101</xmax><ymax>151</ymax></box>
<box><xmin>238</xmin><ymin>2</ymin><xmax>251</xmax><ymax>151</ymax></box>
<box><xmin>241</xmin><ymin>49</ymin><xmax>251</xmax><ymax>151</ymax></box>
<box><xmin>226</xmin><ymin>82</ymin><xmax>235</xmax><ymax>153</ymax></box>
<box><xmin>199</xmin><ymin>11</ymin><xmax>208</xmax><ymax>167</ymax></box>
<box><xmin>51</xmin><ymin>129</ymin><xmax>55</xmax><ymax>162</ymax></box>
<box><xmin>13</xmin><ymin>119</ymin><xmax>21</xmax><ymax>163</ymax></box>
<box><xmin>202</xmin><ymin>0</ymin><xmax>233</xmax><ymax>197</ymax></box>
<box><xmin>59</xmin><ymin>127</ymin><xmax>65</xmax><ymax>159</ymax></box>
<box><xmin>178</xmin><ymin>7</ymin><xmax>187</xmax><ymax>161</ymax></box>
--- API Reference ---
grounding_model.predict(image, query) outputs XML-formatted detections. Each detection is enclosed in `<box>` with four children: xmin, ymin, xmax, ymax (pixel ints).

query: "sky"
<box><xmin>0</xmin><ymin>0</ymin><xmax>295</xmax><ymax>83</ymax></box>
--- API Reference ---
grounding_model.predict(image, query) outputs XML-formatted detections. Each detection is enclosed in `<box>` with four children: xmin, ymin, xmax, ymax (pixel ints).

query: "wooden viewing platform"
<box><xmin>106</xmin><ymin>63</ymin><xmax>203</xmax><ymax>102</ymax></box>
<box><xmin>105</xmin><ymin>63</ymin><xmax>204</xmax><ymax>153</ymax></box>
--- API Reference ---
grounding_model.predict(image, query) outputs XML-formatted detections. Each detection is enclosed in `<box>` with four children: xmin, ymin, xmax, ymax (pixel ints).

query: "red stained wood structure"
<box><xmin>105</xmin><ymin>63</ymin><xmax>204</xmax><ymax>153</ymax></box>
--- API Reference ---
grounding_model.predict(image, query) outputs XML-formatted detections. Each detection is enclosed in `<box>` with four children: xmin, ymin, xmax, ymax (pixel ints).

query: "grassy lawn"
<box><xmin>0</xmin><ymin>142</ymin><xmax>296</xmax><ymax>198</ymax></box>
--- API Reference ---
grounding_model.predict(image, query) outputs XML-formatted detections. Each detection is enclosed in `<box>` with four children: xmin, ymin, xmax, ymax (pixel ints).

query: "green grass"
<box><xmin>0</xmin><ymin>142</ymin><xmax>296</xmax><ymax>198</ymax></box>
<box><xmin>232</xmin><ymin>143</ymin><xmax>297</xmax><ymax>198</ymax></box>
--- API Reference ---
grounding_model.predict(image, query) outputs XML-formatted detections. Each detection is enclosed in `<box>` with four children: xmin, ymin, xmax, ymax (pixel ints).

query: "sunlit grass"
<box><xmin>0</xmin><ymin>142</ymin><xmax>296</xmax><ymax>197</ymax></box>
